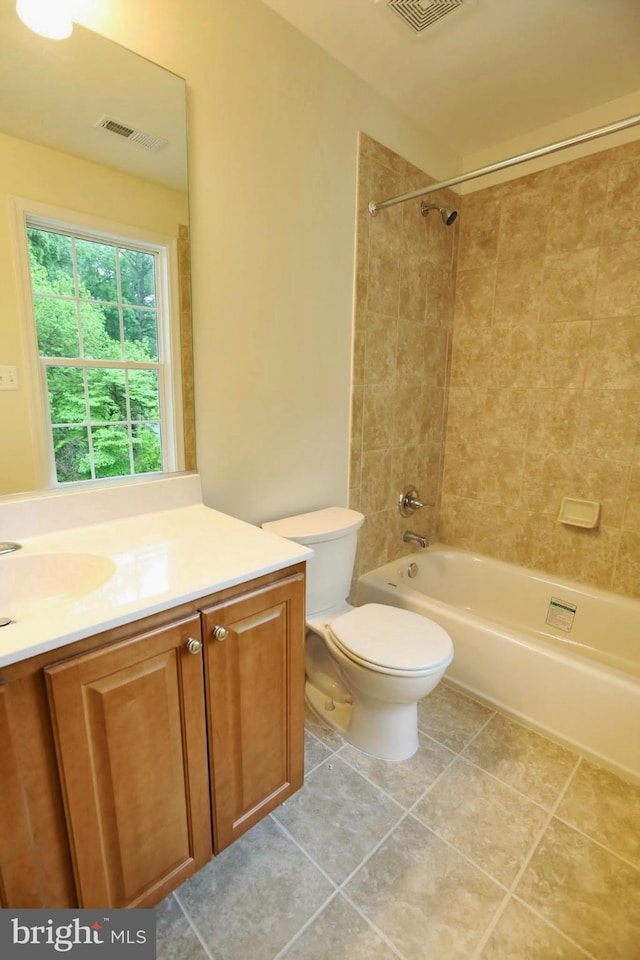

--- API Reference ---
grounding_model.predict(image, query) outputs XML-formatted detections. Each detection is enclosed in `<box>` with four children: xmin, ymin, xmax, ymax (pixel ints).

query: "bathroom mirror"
<box><xmin>0</xmin><ymin>2</ymin><xmax>192</xmax><ymax>497</ymax></box>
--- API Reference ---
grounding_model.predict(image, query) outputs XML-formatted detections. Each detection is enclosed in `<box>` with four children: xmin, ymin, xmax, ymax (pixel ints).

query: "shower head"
<box><xmin>420</xmin><ymin>202</ymin><xmax>458</xmax><ymax>226</ymax></box>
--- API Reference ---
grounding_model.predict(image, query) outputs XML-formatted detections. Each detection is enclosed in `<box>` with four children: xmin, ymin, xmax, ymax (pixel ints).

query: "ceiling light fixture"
<box><xmin>16</xmin><ymin>0</ymin><xmax>74</xmax><ymax>40</ymax></box>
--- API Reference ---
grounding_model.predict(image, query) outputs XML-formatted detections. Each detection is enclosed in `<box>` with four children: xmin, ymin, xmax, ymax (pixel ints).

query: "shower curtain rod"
<box><xmin>368</xmin><ymin>113</ymin><xmax>640</xmax><ymax>215</ymax></box>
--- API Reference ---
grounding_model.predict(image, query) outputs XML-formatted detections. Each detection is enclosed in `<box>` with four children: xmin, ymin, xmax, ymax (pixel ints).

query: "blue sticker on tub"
<box><xmin>546</xmin><ymin>598</ymin><xmax>577</xmax><ymax>633</ymax></box>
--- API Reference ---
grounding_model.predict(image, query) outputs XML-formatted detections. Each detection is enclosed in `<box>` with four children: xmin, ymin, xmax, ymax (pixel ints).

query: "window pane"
<box><xmin>75</xmin><ymin>238</ymin><xmax>118</xmax><ymax>302</ymax></box>
<box><xmin>52</xmin><ymin>426</ymin><xmax>91</xmax><ymax>483</ymax></box>
<box><xmin>123</xmin><ymin>308</ymin><xmax>158</xmax><ymax>361</ymax></box>
<box><xmin>27</xmin><ymin>229</ymin><xmax>74</xmax><ymax>296</ymax></box>
<box><xmin>34</xmin><ymin>298</ymin><xmax>79</xmax><ymax>357</ymax></box>
<box><xmin>128</xmin><ymin>369</ymin><xmax>160</xmax><ymax>420</ymax></box>
<box><xmin>133</xmin><ymin>423</ymin><xmax>162</xmax><ymax>474</ymax></box>
<box><xmin>87</xmin><ymin>368</ymin><xmax>127</xmax><ymax>422</ymax></box>
<box><xmin>81</xmin><ymin>303</ymin><xmax>121</xmax><ymax>360</ymax></box>
<box><xmin>91</xmin><ymin>424</ymin><xmax>131</xmax><ymax>479</ymax></box>
<box><xmin>46</xmin><ymin>367</ymin><xmax>86</xmax><ymax>424</ymax></box>
<box><xmin>119</xmin><ymin>249</ymin><xmax>156</xmax><ymax>307</ymax></box>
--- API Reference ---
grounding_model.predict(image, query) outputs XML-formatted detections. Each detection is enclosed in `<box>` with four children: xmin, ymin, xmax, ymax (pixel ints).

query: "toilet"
<box><xmin>262</xmin><ymin>507</ymin><xmax>453</xmax><ymax>761</ymax></box>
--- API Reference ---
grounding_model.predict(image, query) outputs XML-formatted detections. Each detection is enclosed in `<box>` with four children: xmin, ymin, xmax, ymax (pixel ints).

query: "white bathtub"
<box><xmin>357</xmin><ymin>545</ymin><xmax>640</xmax><ymax>783</ymax></box>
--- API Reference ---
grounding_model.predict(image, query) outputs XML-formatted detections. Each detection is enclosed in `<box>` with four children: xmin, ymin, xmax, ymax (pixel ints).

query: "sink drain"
<box><xmin>0</xmin><ymin>617</ymin><xmax>13</xmax><ymax>627</ymax></box>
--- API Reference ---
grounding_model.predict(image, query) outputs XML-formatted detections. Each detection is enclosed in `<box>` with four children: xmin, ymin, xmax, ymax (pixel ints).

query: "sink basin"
<box><xmin>0</xmin><ymin>552</ymin><xmax>116</xmax><ymax>621</ymax></box>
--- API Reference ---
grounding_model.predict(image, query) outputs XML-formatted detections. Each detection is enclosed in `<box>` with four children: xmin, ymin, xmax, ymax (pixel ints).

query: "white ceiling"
<box><xmin>259</xmin><ymin>0</ymin><xmax>640</xmax><ymax>158</ymax></box>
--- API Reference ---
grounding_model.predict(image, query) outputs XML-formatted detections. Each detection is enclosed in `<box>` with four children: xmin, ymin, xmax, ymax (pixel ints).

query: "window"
<box><xmin>22</xmin><ymin>214</ymin><xmax>181</xmax><ymax>485</ymax></box>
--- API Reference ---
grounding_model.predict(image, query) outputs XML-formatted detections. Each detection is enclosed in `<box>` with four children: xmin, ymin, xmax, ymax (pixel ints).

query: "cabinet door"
<box><xmin>0</xmin><ymin>685</ymin><xmax>45</xmax><ymax>907</ymax></box>
<box><xmin>45</xmin><ymin>615</ymin><xmax>212</xmax><ymax>908</ymax></box>
<box><xmin>202</xmin><ymin>572</ymin><xmax>305</xmax><ymax>852</ymax></box>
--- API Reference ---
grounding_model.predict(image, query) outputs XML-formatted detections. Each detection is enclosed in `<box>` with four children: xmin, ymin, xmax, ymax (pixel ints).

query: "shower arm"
<box><xmin>368</xmin><ymin>113</ymin><xmax>640</xmax><ymax>216</ymax></box>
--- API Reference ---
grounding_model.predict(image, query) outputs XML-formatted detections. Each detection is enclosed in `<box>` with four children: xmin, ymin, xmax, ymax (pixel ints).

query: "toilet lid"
<box><xmin>329</xmin><ymin>603</ymin><xmax>453</xmax><ymax>673</ymax></box>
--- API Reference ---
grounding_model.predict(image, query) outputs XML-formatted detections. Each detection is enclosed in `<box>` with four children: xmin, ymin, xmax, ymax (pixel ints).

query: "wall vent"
<box><xmin>377</xmin><ymin>0</ymin><xmax>474</xmax><ymax>36</ymax></box>
<box><xmin>95</xmin><ymin>116</ymin><xmax>168</xmax><ymax>153</ymax></box>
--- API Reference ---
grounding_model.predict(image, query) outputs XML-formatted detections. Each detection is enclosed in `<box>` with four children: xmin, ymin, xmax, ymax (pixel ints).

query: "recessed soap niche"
<box><xmin>558</xmin><ymin>497</ymin><xmax>601</xmax><ymax>529</ymax></box>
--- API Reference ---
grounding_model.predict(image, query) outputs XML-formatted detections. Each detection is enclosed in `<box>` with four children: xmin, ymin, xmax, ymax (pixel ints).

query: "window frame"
<box><xmin>12</xmin><ymin>197</ymin><xmax>185</xmax><ymax>489</ymax></box>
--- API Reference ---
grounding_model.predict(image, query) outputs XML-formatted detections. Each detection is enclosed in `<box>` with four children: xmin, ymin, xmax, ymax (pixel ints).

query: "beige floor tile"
<box><xmin>304</xmin><ymin>730</ymin><xmax>333</xmax><ymax>776</ymax></box>
<box><xmin>480</xmin><ymin>898</ymin><xmax>590</xmax><ymax>959</ymax></box>
<box><xmin>345</xmin><ymin>816</ymin><xmax>504</xmax><ymax>960</ymax></box>
<box><xmin>176</xmin><ymin>818</ymin><xmax>333</xmax><ymax>960</ymax></box>
<box><xmin>463</xmin><ymin>714</ymin><xmax>578</xmax><ymax>808</ymax></box>
<box><xmin>304</xmin><ymin>703</ymin><xmax>344</xmax><ymax>751</ymax></box>
<box><xmin>413</xmin><ymin>757</ymin><xmax>548</xmax><ymax>886</ymax></box>
<box><xmin>273</xmin><ymin>756</ymin><xmax>403</xmax><ymax>884</ymax></box>
<box><xmin>515</xmin><ymin>818</ymin><xmax>640</xmax><ymax>960</ymax></box>
<box><xmin>556</xmin><ymin>759</ymin><xmax>640</xmax><ymax>867</ymax></box>
<box><xmin>339</xmin><ymin>730</ymin><xmax>455</xmax><ymax>808</ymax></box>
<box><xmin>280</xmin><ymin>894</ymin><xmax>398</xmax><ymax>960</ymax></box>
<box><xmin>156</xmin><ymin>895</ymin><xmax>209</xmax><ymax>960</ymax></box>
<box><xmin>417</xmin><ymin>683</ymin><xmax>494</xmax><ymax>752</ymax></box>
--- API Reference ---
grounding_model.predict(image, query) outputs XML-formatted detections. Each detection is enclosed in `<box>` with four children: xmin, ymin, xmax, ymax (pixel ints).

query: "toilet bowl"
<box><xmin>262</xmin><ymin>507</ymin><xmax>453</xmax><ymax>761</ymax></box>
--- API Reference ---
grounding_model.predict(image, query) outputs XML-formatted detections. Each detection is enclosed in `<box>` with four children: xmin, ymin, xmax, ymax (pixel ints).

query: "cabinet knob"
<box><xmin>211</xmin><ymin>625</ymin><xmax>229</xmax><ymax>642</ymax></box>
<box><xmin>185</xmin><ymin>637</ymin><xmax>202</xmax><ymax>655</ymax></box>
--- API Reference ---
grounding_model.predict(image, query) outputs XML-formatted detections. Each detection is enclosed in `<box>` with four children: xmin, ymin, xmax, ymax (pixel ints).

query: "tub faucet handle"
<box><xmin>399</xmin><ymin>487</ymin><xmax>426</xmax><ymax>517</ymax></box>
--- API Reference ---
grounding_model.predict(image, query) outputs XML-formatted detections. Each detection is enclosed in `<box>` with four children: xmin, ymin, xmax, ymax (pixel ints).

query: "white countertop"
<box><xmin>0</xmin><ymin>501</ymin><xmax>311</xmax><ymax>668</ymax></box>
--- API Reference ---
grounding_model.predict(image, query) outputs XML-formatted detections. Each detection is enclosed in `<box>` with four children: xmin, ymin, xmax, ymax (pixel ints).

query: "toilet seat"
<box><xmin>328</xmin><ymin>603</ymin><xmax>453</xmax><ymax>677</ymax></box>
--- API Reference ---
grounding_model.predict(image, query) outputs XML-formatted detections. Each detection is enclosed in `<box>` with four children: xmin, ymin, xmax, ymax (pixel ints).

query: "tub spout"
<box><xmin>403</xmin><ymin>530</ymin><xmax>428</xmax><ymax>549</ymax></box>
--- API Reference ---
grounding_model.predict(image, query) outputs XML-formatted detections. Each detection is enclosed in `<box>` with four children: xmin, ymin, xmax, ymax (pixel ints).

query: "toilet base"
<box><xmin>306</xmin><ymin>679</ymin><xmax>419</xmax><ymax>762</ymax></box>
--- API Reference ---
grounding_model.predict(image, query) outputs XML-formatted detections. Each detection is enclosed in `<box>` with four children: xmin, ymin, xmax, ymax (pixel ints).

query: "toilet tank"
<box><xmin>262</xmin><ymin>508</ymin><xmax>365</xmax><ymax>617</ymax></box>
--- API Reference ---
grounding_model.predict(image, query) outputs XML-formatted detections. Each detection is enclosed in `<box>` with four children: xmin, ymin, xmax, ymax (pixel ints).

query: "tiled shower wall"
<box><xmin>349</xmin><ymin>134</ymin><xmax>458</xmax><ymax>578</ymax></box>
<box><xmin>442</xmin><ymin>143</ymin><xmax>640</xmax><ymax>599</ymax></box>
<box><xmin>350</xmin><ymin>134</ymin><xmax>640</xmax><ymax>599</ymax></box>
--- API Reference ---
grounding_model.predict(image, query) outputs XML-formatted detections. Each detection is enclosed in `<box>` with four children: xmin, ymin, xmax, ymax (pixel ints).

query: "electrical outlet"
<box><xmin>0</xmin><ymin>365</ymin><xmax>18</xmax><ymax>390</ymax></box>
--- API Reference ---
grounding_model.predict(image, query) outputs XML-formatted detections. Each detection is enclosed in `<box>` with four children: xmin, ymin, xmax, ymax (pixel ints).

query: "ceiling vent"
<box><xmin>95</xmin><ymin>116</ymin><xmax>168</xmax><ymax>153</ymax></box>
<box><xmin>375</xmin><ymin>0</ymin><xmax>475</xmax><ymax>37</ymax></box>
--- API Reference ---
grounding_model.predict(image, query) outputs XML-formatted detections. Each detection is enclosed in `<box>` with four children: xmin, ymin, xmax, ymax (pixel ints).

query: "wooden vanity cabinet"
<box><xmin>202</xmin><ymin>572</ymin><xmax>305</xmax><ymax>853</ymax></box>
<box><xmin>0</xmin><ymin>563</ymin><xmax>305</xmax><ymax>910</ymax></box>
<box><xmin>45</xmin><ymin>614</ymin><xmax>212</xmax><ymax>909</ymax></box>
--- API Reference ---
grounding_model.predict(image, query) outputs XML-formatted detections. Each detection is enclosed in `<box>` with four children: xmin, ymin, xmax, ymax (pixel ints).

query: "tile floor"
<box><xmin>156</xmin><ymin>683</ymin><xmax>640</xmax><ymax>960</ymax></box>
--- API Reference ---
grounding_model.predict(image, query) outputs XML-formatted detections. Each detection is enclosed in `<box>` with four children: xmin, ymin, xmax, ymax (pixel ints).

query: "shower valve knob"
<box><xmin>399</xmin><ymin>486</ymin><xmax>427</xmax><ymax>517</ymax></box>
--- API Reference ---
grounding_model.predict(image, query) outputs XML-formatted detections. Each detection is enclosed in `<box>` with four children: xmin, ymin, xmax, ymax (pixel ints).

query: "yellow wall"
<box><xmin>72</xmin><ymin>0</ymin><xmax>461</xmax><ymax>524</ymax></box>
<box><xmin>0</xmin><ymin>129</ymin><xmax>188</xmax><ymax>495</ymax></box>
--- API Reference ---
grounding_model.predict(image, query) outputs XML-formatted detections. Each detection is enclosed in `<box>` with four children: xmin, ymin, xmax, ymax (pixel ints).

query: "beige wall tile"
<box><xmin>487</xmin><ymin>323</ymin><xmax>541</xmax><ymax>389</ymax></box>
<box><xmin>525</xmin><ymin>389</ymin><xmax>580</xmax><ymax>453</ymax></box>
<box><xmin>540</xmin><ymin>247</ymin><xmax>599</xmax><ymax>322</ymax></box>
<box><xmin>497</xmin><ymin>173</ymin><xmax>551</xmax><ymax>262</ymax></box>
<box><xmin>437</xmin><ymin>494</ymin><xmax>476</xmax><ymax>549</ymax></box>
<box><xmin>494</xmin><ymin>256</ymin><xmax>544</xmax><ymax>325</ymax></box>
<box><xmin>546</xmin><ymin>164</ymin><xmax>609</xmax><ymax>256</ymax></box>
<box><xmin>457</xmin><ymin>195</ymin><xmax>500</xmax><ymax>270</ymax></box>
<box><xmin>623</xmin><ymin>466</ymin><xmax>640</xmax><ymax>532</ymax></box>
<box><xmin>575</xmin><ymin>389</ymin><xmax>640</xmax><ymax>461</ymax></box>
<box><xmin>362</xmin><ymin>382</ymin><xmax>396</xmax><ymax>450</ymax></box>
<box><xmin>454</xmin><ymin>267</ymin><xmax>496</xmax><ymax>329</ymax></box>
<box><xmin>478</xmin><ymin>446</ymin><xmax>525</xmax><ymax>507</ymax></box>
<box><xmin>603</xmin><ymin>159</ymin><xmax>640</xmax><ymax>244</ymax></box>
<box><xmin>352</xmin><ymin>137</ymin><xmax>639</xmax><ymax>599</ymax></box>
<box><xmin>614</xmin><ymin>531</ymin><xmax>640</xmax><ymax>599</ymax></box>
<box><xmin>396</xmin><ymin>315</ymin><xmax>425</xmax><ymax>379</ymax></box>
<box><xmin>364</xmin><ymin>312</ymin><xmax>397</xmax><ymax>384</ymax></box>
<box><xmin>594</xmin><ymin>241</ymin><xmax>640</xmax><ymax>317</ymax></box>
<box><xmin>585</xmin><ymin>318</ymin><xmax>640</xmax><ymax>389</ymax></box>
<box><xmin>537</xmin><ymin>320</ymin><xmax>591</xmax><ymax>388</ymax></box>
